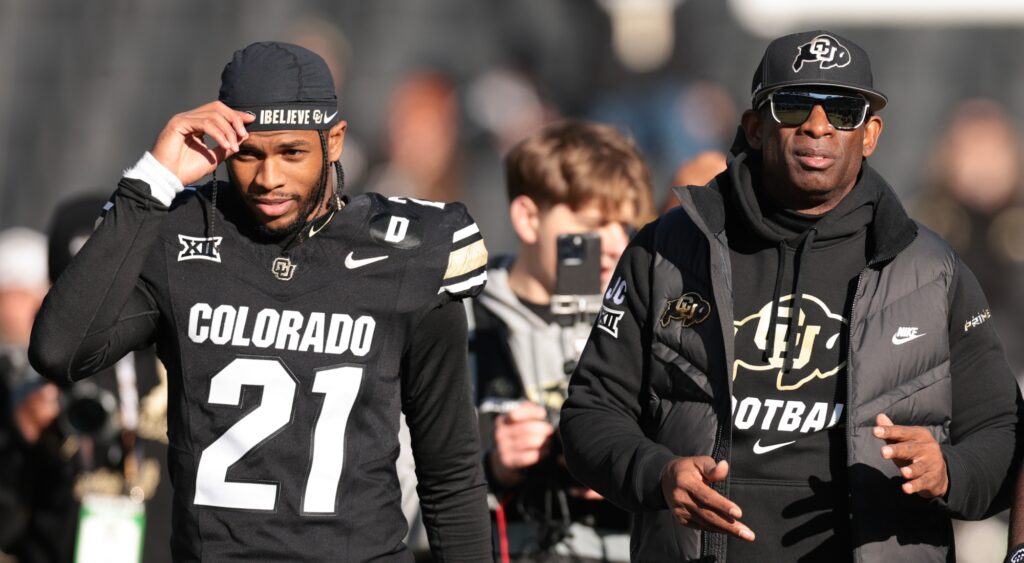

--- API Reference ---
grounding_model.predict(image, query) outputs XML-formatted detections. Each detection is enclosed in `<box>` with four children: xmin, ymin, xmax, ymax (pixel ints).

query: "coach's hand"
<box><xmin>151</xmin><ymin>101</ymin><xmax>254</xmax><ymax>186</ymax></box>
<box><xmin>661</xmin><ymin>457</ymin><xmax>755</xmax><ymax>541</ymax></box>
<box><xmin>489</xmin><ymin>401</ymin><xmax>554</xmax><ymax>488</ymax></box>
<box><xmin>874</xmin><ymin>413</ymin><xmax>949</xmax><ymax>498</ymax></box>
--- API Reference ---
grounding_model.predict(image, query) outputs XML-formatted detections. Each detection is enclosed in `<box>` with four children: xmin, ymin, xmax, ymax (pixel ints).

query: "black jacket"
<box><xmin>561</xmin><ymin>151</ymin><xmax>1022</xmax><ymax>562</ymax></box>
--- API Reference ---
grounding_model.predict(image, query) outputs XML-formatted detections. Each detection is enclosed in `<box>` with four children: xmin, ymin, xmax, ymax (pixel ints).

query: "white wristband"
<box><xmin>123</xmin><ymin>151</ymin><xmax>184</xmax><ymax>207</ymax></box>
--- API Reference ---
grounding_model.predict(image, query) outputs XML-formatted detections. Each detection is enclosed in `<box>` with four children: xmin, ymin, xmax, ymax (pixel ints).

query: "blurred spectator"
<box><xmin>466</xmin><ymin>68</ymin><xmax>554</xmax><ymax>155</ymax></box>
<box><xmin>910</xmin><ymin>98</ymin><xmax>1024</xmax><ymax>378</ymax></box>
<box><xmin>464</xmin><ymin>66</ymin><xmax>565</xmax><ymax>255</ymax></box>
<box><xmin>473</xmin><ymin>120</ymin><xmax>655</xmax><ymax>562</ymax></box>
<box><xmin>0</xmin><ymin>227</ymin><xmax>76</xmax><ymax>562</ymax></box>
<box><xmin>1</xmin><ymin>199</ymin><xmax>173</xmax><ymax>563</ymax></box>
<box><xmin>909</xmin><ymin>98</ymin><xmax>1024</xmax><ymax>563</ymax></box>
<box><xmin>590</xmin><ymin>79</ymin><xmax>737</xmax><ymax>196</ymax></box>
<box><xmin>46</xmin><ymin>195</ymin><xmax>173</xmax><ymax>563</ymax></box>
<box><xmin>661</xmin><ymin>149</ymin><xmax>727</xmax><ymax>212</ymax></box>
<box><xmin>0</xmin><ymin>229</ymin><xmax>49</xmax><ymax>349</ymax></box>
<box><xmin>365</xmin><ymin>71</ymin><xmax>463</xmax><ymax>202</ymax></box>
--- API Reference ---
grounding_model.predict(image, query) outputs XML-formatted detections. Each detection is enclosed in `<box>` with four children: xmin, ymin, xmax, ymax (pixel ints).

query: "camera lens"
<box><xmin>66</xmin><ymin>397</ymin><xmax>108</xmax><ymax>434</ymax></box>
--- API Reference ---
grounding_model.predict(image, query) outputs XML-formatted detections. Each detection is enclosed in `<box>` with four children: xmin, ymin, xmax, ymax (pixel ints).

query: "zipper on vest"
<box><xmin>846</xmin><ymin>268</ymin><xmax>864</xmax><ymax>563</ymax></box>
<box><xmin>846</xmin><ymin>248</ymin><xmax>902</xmax><ymax>563</ymax></box>
<box><xmin>700</xmin><ymin>421</ymin><xmax>728</xmax><ymax>560</ymax></box>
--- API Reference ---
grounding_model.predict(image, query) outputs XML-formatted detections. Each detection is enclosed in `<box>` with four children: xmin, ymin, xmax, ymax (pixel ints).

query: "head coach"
<box><xmin>560</xmin><ymin>30</ymin><xmax>1021</xmax><ymax>561</ymax></box>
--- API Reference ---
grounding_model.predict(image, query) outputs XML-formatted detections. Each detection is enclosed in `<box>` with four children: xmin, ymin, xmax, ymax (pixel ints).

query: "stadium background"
<box><xmin>1</xmin><ymin>1</ymin><xmax>1022</xmax><ymax>561</ymax></box>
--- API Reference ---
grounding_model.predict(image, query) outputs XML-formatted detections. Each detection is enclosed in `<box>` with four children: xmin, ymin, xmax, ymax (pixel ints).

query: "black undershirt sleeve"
<box><xmin>29</xmin><ymin>178</ymin><xmax>164</xmax><ymax>383</ymax></box>
<box><xmin>941</xmin><ymin>257</ymin><xmax>1022</xmax><ymax>519</ymax></box>
<box><xmin>401</xmin><ymin>300</ymin><xmax>492</xmax><ymax>561</ymax></box>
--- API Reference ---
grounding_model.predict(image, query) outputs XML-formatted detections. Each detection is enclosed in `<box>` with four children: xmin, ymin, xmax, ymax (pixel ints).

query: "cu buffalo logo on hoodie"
<box><xmin>733</xmin><ymin>293</ymin><xmax>847</xmax><ymax>391</ymax></box>
<box><xmin>792</xmin><ymin>34</ymin><xmax>851</xmax><ymax>72</ymax></box>
<box><xmin>732</xmin><ymin>294</ymin><xmax>848</xmax><ymax>450</ymax></box>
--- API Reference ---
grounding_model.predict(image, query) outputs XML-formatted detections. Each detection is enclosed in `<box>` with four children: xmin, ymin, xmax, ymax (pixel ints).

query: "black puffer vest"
<box><xmin>631</xmin><ymin>161</ymin><xmax>962</xmax><ymax>562</ymax></box>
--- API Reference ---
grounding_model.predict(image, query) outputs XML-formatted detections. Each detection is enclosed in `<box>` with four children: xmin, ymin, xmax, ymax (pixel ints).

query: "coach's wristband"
<box><xmin>1005</xmin><ymin>543</ymin><xmax>1024</xmax><ymax>563</ymax></box>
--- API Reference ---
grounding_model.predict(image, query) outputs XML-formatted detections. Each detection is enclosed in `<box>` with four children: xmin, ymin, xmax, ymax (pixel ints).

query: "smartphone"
<box><xmin>552</xmin><ymin>233</ymin><xmax>601</xmax><ymax>315</ymax></box>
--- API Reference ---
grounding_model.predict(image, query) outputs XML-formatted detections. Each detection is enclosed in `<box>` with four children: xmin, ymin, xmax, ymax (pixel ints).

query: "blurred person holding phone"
<box><xmin>472</xmin><ymin>120</ymin><xmax>654</xmax><ymax>562</ymax></box>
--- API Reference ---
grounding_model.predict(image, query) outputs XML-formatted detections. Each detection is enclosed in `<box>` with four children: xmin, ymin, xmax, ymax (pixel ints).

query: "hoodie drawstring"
<box><xmin>782</xmin><ymin>227</ymin><xmax>817</xmax><ymax>373</ymax></box>
<box><xmin>764</xmin><ymin>240</ymin><xmax>787</xmax><ymax>364</ymax></box>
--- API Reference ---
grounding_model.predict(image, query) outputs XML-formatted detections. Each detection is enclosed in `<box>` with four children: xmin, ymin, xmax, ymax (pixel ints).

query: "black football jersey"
<box><xmin>31</xmin><ymin>178</ymin><xmax>492</xmax><ymax>561</ymax></box>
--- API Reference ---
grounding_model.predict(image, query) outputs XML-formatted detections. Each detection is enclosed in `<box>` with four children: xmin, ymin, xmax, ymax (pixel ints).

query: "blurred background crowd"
<box><xmin>1</xmin><ymin>0</ymin><xmax>1023</xmax><ymax>561</ymax></box>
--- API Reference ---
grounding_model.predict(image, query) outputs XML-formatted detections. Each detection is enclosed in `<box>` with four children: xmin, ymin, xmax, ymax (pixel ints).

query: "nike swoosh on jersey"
<box><xmin>752</xmin><ymin>439</ymin><xmax>796</xmax><ymax>455</ymax></box>
<box><xmin>891</xmin><ymin>332</ymin><xmax>926</xmax><ymax>345</ymax></box>
<box><xmin>323</xmin><ymin>111</ymin><xmax>338</xmax><ymax>124</ymax></box>
<box><xmin>345</xmin><ymin>252</ymin><xmax>388</xmax><ymax>269</ymax></box>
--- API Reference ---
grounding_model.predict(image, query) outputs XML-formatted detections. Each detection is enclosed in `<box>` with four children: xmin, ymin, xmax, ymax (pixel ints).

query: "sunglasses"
<box><xmin>761</xmin><ymin>90</ymin><xmax>870</xmax><ymax>131</ymax></box>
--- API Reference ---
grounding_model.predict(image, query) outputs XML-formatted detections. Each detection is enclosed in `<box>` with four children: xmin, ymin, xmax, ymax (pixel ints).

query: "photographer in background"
<box><xmin>0</xmin><ymin>227</ymin><xmax>75</xmax><ymax>562</ymax></box>
<box><xmin>473</xmin><ymin>120</ymin><xmax>654</xmax><ymax>562</ymax></box>
<box><xmin>47</xmin><ymin>195</ymin><xmax>173</xmax><ymax>563</ymax></box>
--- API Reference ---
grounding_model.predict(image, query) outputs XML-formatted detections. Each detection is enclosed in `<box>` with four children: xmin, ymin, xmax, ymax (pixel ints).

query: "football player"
<box><xmin>29</xmin><ymin>42</ymin><xmax>491</xmax><ymax>561</ymax></box>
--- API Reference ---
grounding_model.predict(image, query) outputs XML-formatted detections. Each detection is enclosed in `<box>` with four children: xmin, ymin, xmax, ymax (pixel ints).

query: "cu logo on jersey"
<box><xmin>792</xmin><ymin>34</ymin><xmax>851</xmax><ymax>72</ymax></box>
<box><xmin>271</xmin><ymin>257</ymin><xmax>296</xmax><ymax>281</ymax></box>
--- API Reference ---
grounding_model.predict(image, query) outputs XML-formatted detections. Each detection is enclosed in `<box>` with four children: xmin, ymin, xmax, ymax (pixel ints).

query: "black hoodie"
<box><xmin>723</xmin><ymin>146</ymin><xmax>880</xmax><ymax>561</ymax></box>
<box><xmin>719</xmin><ymin>133</ymin><xmax>1013</xmax><ymax>561</ymax></box>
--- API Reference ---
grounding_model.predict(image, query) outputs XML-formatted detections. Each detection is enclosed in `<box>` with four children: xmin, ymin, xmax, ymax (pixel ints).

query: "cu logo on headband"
<box><xmin>793</xmin><ymin>34</ymin><xmax>851</xmax><ymax>72</ymax></box>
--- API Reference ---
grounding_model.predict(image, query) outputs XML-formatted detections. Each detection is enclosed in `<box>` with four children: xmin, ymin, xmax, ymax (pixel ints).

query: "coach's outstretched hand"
<box><xmin>875</xmin><ymin>413</ymin><xmax>949</xmax><ymax>498</ymax></box>
<box><xmin>151</xmin><ymin>101</ymin><xmax>254</xmax><ymax>186</ymax></box>
<box><xmin>661</xmin><ymin>456</ymin><xmax>755</xmax><ymax>541</ymax></box>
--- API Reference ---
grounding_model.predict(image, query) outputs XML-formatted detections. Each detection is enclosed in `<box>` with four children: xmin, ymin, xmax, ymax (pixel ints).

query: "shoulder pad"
<box><xmin>436</xmin><ymin>202</ymin><xmax>488</xmax><ymax>299</ymax></box>
<box><xmin>363</xmin><ymin>195</ymin><xmax>488</xmax><ymax>299</ymax></box>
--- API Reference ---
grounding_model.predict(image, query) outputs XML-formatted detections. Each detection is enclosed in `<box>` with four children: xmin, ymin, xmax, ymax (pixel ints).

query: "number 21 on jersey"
<box><xmin>193</xmin><ymin>357</ymin><xmax>362</xmax><ymax>514</ymax></box>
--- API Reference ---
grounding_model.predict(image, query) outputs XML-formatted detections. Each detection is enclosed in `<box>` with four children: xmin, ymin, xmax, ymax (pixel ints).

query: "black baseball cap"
<box><xmin>219</xmin><ymin>41</ymin><xmax>339</xmax><ymax>132</ymax></box>
<box><xmin>750</xmin><ymin>30</ymin><xmax>887</xmax><ymax>112</ymax></box>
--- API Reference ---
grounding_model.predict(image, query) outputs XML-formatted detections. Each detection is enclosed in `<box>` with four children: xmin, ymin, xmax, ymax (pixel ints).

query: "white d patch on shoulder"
<box><xmin>178</xmin><ymin>235</ymin><xmax>222</xmax><ymax>263</ymax></box>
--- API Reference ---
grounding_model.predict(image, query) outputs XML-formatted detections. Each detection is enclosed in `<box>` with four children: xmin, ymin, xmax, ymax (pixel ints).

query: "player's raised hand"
<box><xmin>874</xmin><ymin>413</ymin><xmax>949</xmax><ymax>498</ymax></box>
<box><xmin>151</xmin><ymin>101</ymin><xmax>254</xmax><ymax>186</ymax></box>
<box><xmin>661</xmin><ymin>456</ymin><xmax>755</xmax><ymax>541</ymax></box>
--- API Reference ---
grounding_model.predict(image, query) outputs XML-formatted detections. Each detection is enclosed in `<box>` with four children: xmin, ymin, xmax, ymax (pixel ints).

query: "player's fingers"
<box><xmin>184</xmin><ymin>135</ymin><xmax>218</xmax><ymax>167</ymax></box>
<box><xmin>176</xmin><ymin>110</ymin><xmax>238</xmax><ymax>152</ymax></box>
<box><xmin>212</xmin><ymin>145</ymin><xmax>233</xmax><ymax>166</ymax></box>
<box><xmin>220</xmin><ymin>106</ymin><xmax>253</xmax><ymax>139</ymax></box>
<box><xmin>202</xmin><ymin>112</ymin><xmax>242</xmax><ymax>152</ymax></box>
<box><xmin>875</xmin><ymin>412</ymin><xmax>894</xmax><ymax>427</ymax></box>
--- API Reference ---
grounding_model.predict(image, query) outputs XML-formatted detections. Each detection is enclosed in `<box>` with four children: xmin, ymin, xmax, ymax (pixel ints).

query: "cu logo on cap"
<box><xmin>793</xmin><ymin>34</ymin><xmax>851</xmax><ymax>72</ymax></box>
